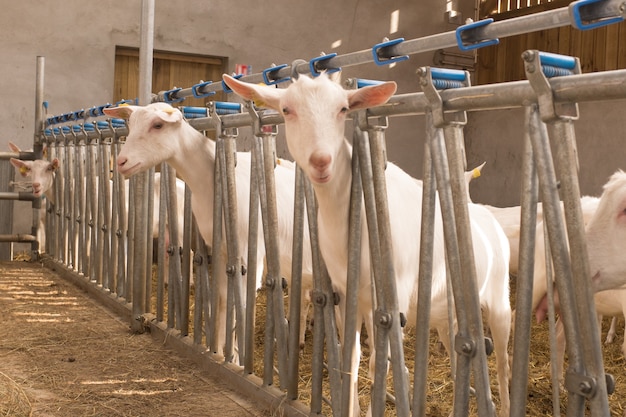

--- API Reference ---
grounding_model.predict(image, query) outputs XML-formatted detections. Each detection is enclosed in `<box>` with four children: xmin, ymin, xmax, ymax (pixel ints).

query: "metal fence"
<box><xmin>25</xmin><ymin>1</ymin><xmax>626</xmax><ymax>416</ymax></box>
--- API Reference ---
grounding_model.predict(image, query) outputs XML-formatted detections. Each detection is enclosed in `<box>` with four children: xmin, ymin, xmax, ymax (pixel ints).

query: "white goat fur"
<box><xmin>9</xmin><ymin>142</ymin><xmax>187</xmax><ymax>283</ymax></box>
<box><xmin>10</xmin><ymin>143</ymin><xmax>59</xmax><ymax>250</ymax></box>
<box><xmin>223</xmin><ymin>73</ymin><xmax>512</xmax><ymax>416</ymax></box>
<box><xmin>104</xmin><ymin>102</ymin><xmax>313</xmax><ymax>355</ymax></box>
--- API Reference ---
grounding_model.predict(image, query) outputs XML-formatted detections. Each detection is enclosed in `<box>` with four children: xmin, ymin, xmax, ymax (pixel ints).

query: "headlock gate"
<box><xmin>14</xmin><ymin>0</ymin><xmax>626</xmax><ymax>415</ymax></box>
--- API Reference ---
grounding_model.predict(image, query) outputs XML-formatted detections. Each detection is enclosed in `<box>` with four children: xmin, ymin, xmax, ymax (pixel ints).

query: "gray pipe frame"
<box><xmin>263</xmin><ymin>133</ymin><xmax>291</xmax><ymax>388</ymax></box>
<box><xmin>302</xmin><ymin>175</ymin><xmax>343</xmax><ymax>417</ymax></box>
<box><xmin>354</xmin><ymin>118</ymin><xmax>411</xmax><ymax>417</ymax></box>
<box><xmin>526</xmin><ymin>50</ymin><xmax>610</xmax><ymax>415</ymax></box>
<box><xmin>243</xmin><ymin>135</ymin><xmax>260</xmax><ymax>376</ymax></box>
<box><xmin>509</xmin><ymin>106</ymin><xmax>540</xmax><ymax>417</ymax></box>
<box><xmin>63</xmin><ymin>139</ymin><xmax>74</xmax><ymax>269</ymax></box>
<box><xmin>219</xmin><ymin>132</ymin><xmax>245</xmax><ymax>364</ymax></box>
<box><xmin>411</xmin><ymin>113</ymin><xmax>439</xmax><ymax>416</ymax></box>
<box><xmin>337</xmin><ymin>127</ymin><xmax>365</xmax><ymax>417</ymax></box>
<box><xmin>448</xmin><ymin>123</ymin><xmax>497</xmax><ymax>417</ymax></box>
<box><xmin>286</xmin><ymin>163</ymin><xmax>305</xmax><ymax>399</ymax></box>
<box><xmin>551</xmin><ymin>119</ymin><xmax>609</xmax><ymax>415</ymax></box>
<box><xmin>43</xmin><ymin>68</ymin><xmax>626</xmax><ymax>146</ymax></box>
<box><xmin>208</xmin><ymin>135</ymin><xmax>224</xmax><ymax>357</ymax></box>
<box><xmin>156</xmin><ymin>163</ymin><xmax>168</xmax><ymax>323</ymax></box>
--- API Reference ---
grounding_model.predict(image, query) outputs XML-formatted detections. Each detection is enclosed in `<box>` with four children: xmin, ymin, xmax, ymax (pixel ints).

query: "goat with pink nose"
<box><xmin>223</xmin><ymin>72</ymin><xmax>513</xmax><ymax>417</ymax></box>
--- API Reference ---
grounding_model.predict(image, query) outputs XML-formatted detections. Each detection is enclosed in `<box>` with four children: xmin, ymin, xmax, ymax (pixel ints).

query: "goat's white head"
<box><xmin>103</xmin><ymin>103</ymin><xmax>184</xmax><ymax>177</ymax></box>
<box><xmin>8</xmin><ymin>142</ymin><xmax>58</xmax><ymax>198</ymax></box>
<box><xmin>587</xmin><ymin>170</ymin><xmax>626</xmax><ymax>292</ymax></box>
<box><xmin>223</xmin><ymin>73</ymin><xmax>396</xmax><ymax>186</ymax></box>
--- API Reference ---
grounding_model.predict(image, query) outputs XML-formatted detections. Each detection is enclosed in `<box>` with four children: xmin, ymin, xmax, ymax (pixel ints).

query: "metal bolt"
<box><xmin>579</xmin><ymin>381</ymin><xmax>592</xmax><ymax>395</ymax></box>
<box><xmin>226</xmin><ymin>265</ymin><xmax>236</xmax><ymax>275</ymax></box>
<box><xmin>522</xmin><ymin>50</ymin><xmax>534</xmax><ymax>62</ymax></box>
<box><xmin>462</xmin><ymin>342</ymin><xmax>473</xmax><ymax>354</ymax></box>
<box><xmin>379</xmin><ymin>314</ymin><xmax>389</xmax><ymax>326</ymax></box>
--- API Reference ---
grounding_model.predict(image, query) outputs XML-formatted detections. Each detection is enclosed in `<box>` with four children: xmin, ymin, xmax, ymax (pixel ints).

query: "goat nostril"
<box><xmin>310</xmin><ymin>153</ymin><xmax>331</xmax><ymax>170</ymax></box>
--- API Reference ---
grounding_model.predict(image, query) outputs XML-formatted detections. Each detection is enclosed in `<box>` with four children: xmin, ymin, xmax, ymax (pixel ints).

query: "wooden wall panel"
<box><xmin>113</xmin><ymin>47</ymin><xmax>226</xmax><ymax>108</ymax></box>
<box><xmin>477</xmin><ymin>6</ymin><xmax>626</xmax><ymax>85</ymax></box>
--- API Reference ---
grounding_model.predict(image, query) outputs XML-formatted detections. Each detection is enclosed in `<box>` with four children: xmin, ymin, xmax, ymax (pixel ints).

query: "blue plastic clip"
<box><xmin>456</xmin><ymin>18</ymin><xmax>499</xmax><ymax>51</ymax></box>
<box><xmin>430</xmin><ymin>67</ymin><xmax>468</xmax><ymax>89</ymax></box>
<box><xmin>222</xmin><ymin>74</ymin><xmax>243</xmax><ymax>93</ymax></box>
<box><xmin>263</xmin><ymin>64</ymin><xmax>290</xmax><ymax>85</ymax></box>
<box><xmin>164</xmin><ymin>88</ymin><xmax>185</xmax><ymax>104</ymax></box>
<box><xmin>215</xmin><ymin>102</ymin><xmax>242</xmax><ymax>115</ymax></box>
<box><xmin>372</xmin><ymin>38</ymin><xmax>409</xmax><ymax>66</ymax></box>
<box><xmin>73</xmin><ymin>109</ymin><xmax>85</xmax><ymax>120</ymax></box>
<box><xmin>309</xmin><ymin>54</ymin><xmax>340</xmax><ymax>77</ymax></box>
<box><xmin>192</xmin><ymin>81</ymin><xmax>216</xmax><ymax>99</ymax></box>
<box><xmin>570</xmin><ymin>0</ymin><xmax>624</xmax><ymax>30</ymax></box>
<box><xmin>182</xmin><ymin>106</ymin><xmax>209</xmax><ymax>119</ymax></box>
<box><xmin>538</xmin><ymin>51</ymin><xmax>577</xmax><ymax>70</ymax></box>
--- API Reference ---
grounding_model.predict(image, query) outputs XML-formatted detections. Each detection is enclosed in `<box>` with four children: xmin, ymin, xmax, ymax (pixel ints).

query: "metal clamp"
<box><xmin>372</xmin><ymin>38</ymin><xmax>409</xmax><ymax>66</ymax></box>
<box><xmin>455</xmin><ymin>18</ymin><xmax>499</xmax><ymax>51</ymax></box>
<box><xmin>163</xmin><ymin>87</ymin><xmax>184</xmax><ymax>104</ymax></box>
<box><xmin>191</xmin><ymin>81</ymin><xmax>216</xmax><ymax>99</ymax></box>
<box><xmin>262</xmin><ymin>64</ymin><xmax>290</xmax><ymax>85</ymax></box>
<box><xmin>417</xmin><ymin>66</ymin><xmax>469</xmax><ymax>127</ymax></box>
<box><xmin>523</xmin><ymin>49</ymin><xmax>580</xmax><ymax>121</ymax></box>
<box><xmin>309</xmin><ymin>53</ymin><xmax>340</xmax><ymax>77</ymax></box>
<box><xmin>569</xmin><ymin>0</ymin><xmax>625</xmax><ymax>30</ymax></box>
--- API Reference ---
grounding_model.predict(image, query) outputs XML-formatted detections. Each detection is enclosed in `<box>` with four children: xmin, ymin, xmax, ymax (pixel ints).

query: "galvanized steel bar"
<box><xmin>550</xmin><ymin>118</ymin><xmax>610</xmax><ymax>416</ymax></box>
<box><xmin>113</xmin><ymin>138</ymin><xmax>127</xmax><ymax>296</ymax></box>
<box><xmin>287</xmin><ymin>163</ymin><xmax>306</xmax><ymax>398</ymax></box>
<box><xmin>411</xmin><ymin>112</ymin><xmax>438</xmax><ymax>417</ymax></box>
<box><xmin>156</xmin><ymin>163</ymin><xmax>168</xmax><ymax>322</ymax></box>
<box><xmin>303</xmin><ymin>173</ymin><xmax>342</xmax><ymax>417</ymax></box>
<box><xmin>360</xmin><ymin>119</ymin><xmax>411</xmax><ymax>417</ymax></box>
<box><xmin>338</xmin><ymin>125</ymin><xmax>365</xmax><ymax>417</ymax></box>
<box><xmin>509</xmin><ymin>106</ymin><xmax>540</xmax><ymax>417</ymax></box>
<box><xmin>209</xmin><ymin>137</ymin><xmax>224</xmax><ymax>356</ymax></box>
<box><xmin>220</xmin><ymin>132</ymin><xmax>245</xmax><ymax>363</ymax></box>
<box><xmin>243</xmin><ymin>135</ymin><xmax>260</xmax><ymax>375</ymax></box>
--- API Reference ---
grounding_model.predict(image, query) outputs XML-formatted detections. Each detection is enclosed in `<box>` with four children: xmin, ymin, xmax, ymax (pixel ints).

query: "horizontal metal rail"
<box><xmin>41</xmin><ymin>68</ymin><xmax>626</xmax><ymax>143</ymax></box>
<box><xmin>44</xmin><ymin>0</ymin><xmax>624</xmax><ymax>123</ymax></box>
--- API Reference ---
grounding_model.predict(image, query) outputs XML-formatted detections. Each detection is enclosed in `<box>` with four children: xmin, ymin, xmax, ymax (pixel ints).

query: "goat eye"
<box><xmin>153</xmin><ymin>123</ymin><xmax>163</xmax><ymax>130</ymax></box>
<box><xmin>340</xmin><ymin>106</ymin><xmax>349</xmax><ymax>115</ymax></box>
<box><xmin>282</xmin><ymin>107</ymin><xmax>290</xmax><ymax>115</ymax></box>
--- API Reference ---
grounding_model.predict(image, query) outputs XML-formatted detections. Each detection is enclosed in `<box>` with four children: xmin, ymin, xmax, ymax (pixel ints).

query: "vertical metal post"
<box><xmin>130</xmin><ymin>0</ymin><xmax>155</xmax><ymax>333</ymax></box>
<box><xmin>303</xmin><ymin>174</ymin><xmax>342</xmax><ymax>417</ymax></box>
<box><xmin>412</xmin><ymin>112</ymin><xmax>438</xmax><ymax>416</ymax></box>
<box><xmin>510</xmin><ymin>106</ymin><xmax>540</xmax><ymax>417</ymax></box>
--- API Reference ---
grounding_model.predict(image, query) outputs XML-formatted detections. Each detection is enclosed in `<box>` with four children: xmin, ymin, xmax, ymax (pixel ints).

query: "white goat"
<box><xmin>103</xmin><ymin>102</ymin><xmax>313</xmax><ymax>356</ymax></box>
<box><xmin>9</xmin><ymin>142</ymin><xmax>59</xmax><ymax>250</ymax></box>
<box><xmin>223</xmin><ymin>73</ymin><xmax>512</xmax><ymax>416</ymax></box>
<box><xmin>9</xmin><ymin>142</ymin><xmax>188</xmax><ymax>283</ymax></box>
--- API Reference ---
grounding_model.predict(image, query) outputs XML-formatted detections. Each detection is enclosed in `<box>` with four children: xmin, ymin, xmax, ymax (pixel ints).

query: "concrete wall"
<box><xmin>1</xmin><ymin>0</ymin><xmax>624</xmax><ymax>252</ymax></box>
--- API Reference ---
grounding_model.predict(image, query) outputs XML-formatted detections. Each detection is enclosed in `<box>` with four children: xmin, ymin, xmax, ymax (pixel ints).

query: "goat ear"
<box><xmin>103</xmin><ymin>105</ymin><xmax>138</xmax><ymax>120</ymax></box>
<box><xmin>348</xmin><ymin>81</ymin><xmax>397</xmax><ymax>111</ymax></box>
<box><xmin>222</xmin><ymin>74</ymin><xmax>282</xmax><ymax>111</ymax></box>
<box><xmin>9</xmin><ymin>158</ymin><xmax>29</xmax><ymax>177</ymax></box>
<box><xmin>155</xmin><ymin>106</ymin><xmax>183</xmax><ymax>123</ymax></box>
<box><xmin>50</xmin><ymin>158</ymin><xmax>60</xmax><ymax>171</ymax></box>
<box><xmin>8</xmin><ymin>142</ymin><xmax>21</xmax><ymax>153</ymax></box>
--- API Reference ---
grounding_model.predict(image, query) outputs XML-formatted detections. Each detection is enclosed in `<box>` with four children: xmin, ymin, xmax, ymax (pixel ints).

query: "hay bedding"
<box><xmin>0</xmin><ymin>260</ymin><xmax>268</xmax><ymax>417</ymax></box>
<box><xmin>4</xmin><ymin>255</ymin><xmax>625</xmax><ymax>416</ymax></box>
<box><xmin>252</xmin><ymin>279</ymin><xmax>626</xmax><ymax>416</ymax></box>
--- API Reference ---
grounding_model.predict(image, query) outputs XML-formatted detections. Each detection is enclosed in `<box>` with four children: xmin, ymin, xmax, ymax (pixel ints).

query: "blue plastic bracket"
<box><xmin>372</xmin><ymin>38</ymin><xmax>409</xmax><ymax>66</ymax></box>
<box><xmin>222</xmin><ymin>74</ymin><xmax>243</xmax><ymax>93</ymax></box>
<box><xmin>164</xmin><ymin>88</ymin><xmax>185</xmax><ymax>104</ymax></box>
<box><xmin>456</xmin><ymin>18</ymin><xmax>499</xmax><ymax>51</ymax></box>
<box><xmin>262</xmin><ymin>64</ymin><xmax>290</xmax><ymax>85</ymax></box>
<box><xmin>309</xmin><ymin>53</ymin><xmax>340</xmax><ymax>77</ymax></box>
<box><xmin>569</xmin><ymin>0</ymin><xmax>624</xmax><ymax>30</ymax></box>
<box><xmin>192</xmin><ymin>81</ymin><xmax>216</xmax><ymax>99</ymax></box>
<box><xmin>430</xmin><ymin>67</ymin><xmax>468</xmax><ymax>89</ymax></box>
